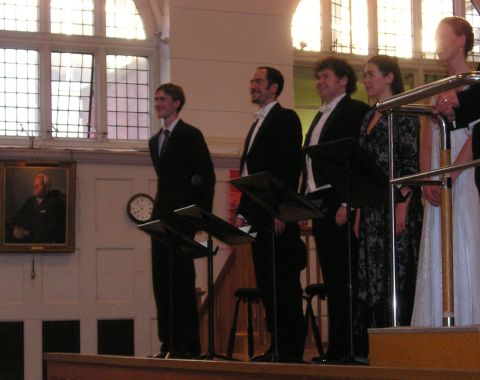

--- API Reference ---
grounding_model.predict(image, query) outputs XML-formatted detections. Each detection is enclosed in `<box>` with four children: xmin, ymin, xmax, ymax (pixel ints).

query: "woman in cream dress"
<box><xmin>412</xmin><ymin>17</ymin><xmax>480</xmax><ymax>327</ymax></box>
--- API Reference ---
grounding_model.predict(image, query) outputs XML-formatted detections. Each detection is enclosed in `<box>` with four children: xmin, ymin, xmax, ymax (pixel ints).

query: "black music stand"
<box><xmin>230</xmin><ymin>172</ymin><xmax>324</xmax><ymax>363</ymax></box>
<box><xmin>138</xmin><ymin>219</ymin><xmax>209</xmax><ymax>359</ymax></box>
<box><xmin>305</xmin><ymin>137</ymin><xmax>388</xmax><ymax>364</ymax></box>
<box><xmin>175</xmin><ymin>204</ymin><xmax>255</xmax><ymax>360</ymax></box>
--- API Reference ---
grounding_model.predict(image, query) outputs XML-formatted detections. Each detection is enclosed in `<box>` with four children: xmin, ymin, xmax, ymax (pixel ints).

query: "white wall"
<box><xmin>167</xmin><ymin>0</ymin><xmax>299</xmax><ymax>156</ymax></box>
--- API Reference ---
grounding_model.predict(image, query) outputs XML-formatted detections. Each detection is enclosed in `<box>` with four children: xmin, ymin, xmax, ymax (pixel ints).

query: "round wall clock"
<box><xmin>126</xmin><ymin>193</ymin><xmax>154</xmax><ymax>223</ymax></box>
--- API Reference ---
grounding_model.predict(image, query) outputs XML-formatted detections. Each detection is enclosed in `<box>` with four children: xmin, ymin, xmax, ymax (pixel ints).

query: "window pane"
<box><xmin>0</xmin><ymin>49</ymin><xmax>39</xmax><ymax>137</ymax></box>
<box><xmin>0</xmin><ymin>0</ymin><xmax>38</xmax><ymax>32</ymax></box>
<box><xmin>106</xmin><ymin>0</ymin><xmax>145</xmax><ymax>39</ymax></box>
<box><xmin>51</xmin><ymin>52</ymin><xmax>96</xmax><ymax>139</ymax></box>
<box><xmin>422</xmin><ymin>0</ymin><xmax>453</xmax><ymax>58</ymax></box>
<box><xmin>331</xmin><ymin>0</ymin><xmax>350</xmax><ymax>53</ymax></box>
<box><xmin>331</xmin><ymin>0</ymin><xmax>368</xmax><ymax>55</ymax></box>
<box><xmin>291</xmin><ymin>0</ymin><xmax>321</xmax><ymax>51</ymax></box>
<box><xmin>106</xmin><ymin>55</ymin><xmax>149</xmax><ymax>140</ymax></box>
<box><xmin>466</xmin><ymin>0</ymin><xmax>480</xmax><ymax>62</ymax></box>
<box><xmin>51</xmin><ymin>0</ymin><xmax>94</xmax><ymax>36</ymax></box>
<box><xmin>378</xmin><ymin>0</ymin><xmax>412</xmax><ymax>58</ymax></box>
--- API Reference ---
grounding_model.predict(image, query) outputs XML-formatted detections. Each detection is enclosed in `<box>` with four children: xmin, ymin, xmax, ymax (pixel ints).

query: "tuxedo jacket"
<box><xmin>301</xmin><ymin>95</ymin><xmax>369</xmax><ymax>197</ymax></box>
<box><xmin>237</xmin><ymin>103</ymin><xmax>303</xmax><ymax>228</ymax></box>
<box><xmin>149</xmin><ymin>119</ymin><xmax>215</xmax><ymax>230</ymax></box>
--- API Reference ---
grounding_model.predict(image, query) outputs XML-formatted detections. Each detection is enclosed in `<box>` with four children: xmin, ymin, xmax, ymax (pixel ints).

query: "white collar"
<box><xmin>162</xmin><ymin>117</ymin><xmax>180</xmax><ymax>133</ymax></box>
<box><xmin>255</xmin><ymin>100</ymin><xmax>278</xmax><ymax>120</ymax></box>
<box><xmin>319</xmin><ymin>93</ymin><xmax>346</xmax><ymax>113</ymax></box>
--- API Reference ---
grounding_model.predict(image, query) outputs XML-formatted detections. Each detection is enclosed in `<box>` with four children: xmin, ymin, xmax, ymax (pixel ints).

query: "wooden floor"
<box><xmin>44</xmin><ymin>353</ymin><xmax>480</xmax><ymax>380</ymax></box>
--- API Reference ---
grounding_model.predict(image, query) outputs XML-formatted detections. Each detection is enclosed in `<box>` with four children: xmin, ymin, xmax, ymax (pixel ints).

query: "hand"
<box><xmin>353</xmin><ymin>209</ymin><xmax>360</xmax><ymax>239</ymax></box>
<box><xmin>12</xmin><ymin>226</ymin><xmax>29</xmax><ymax>239</ymax></box>
<box><xmin>422</xmin><ymin>185</ymin><xmax>441</xmax><ymax>207</ymax></box>
<box><xmin>274</xmin><ymin>218</ymin><xmax>285</xmax><ymax>236</ymax></box>
<box><xmin>433</xmin><ymin>90</ymin><xmax>459</xmax><ymax>121</ymax></box>
<box><xmin>234</xmin><ymin>216</ymin><xmax>245</xmax><ymax>228</ymax></box>
<box><xmin>335</xmin><ymin>205</ymin><xmax>348</xmax><ymax>226</ymax></box>
<box><xmin>395</xmin><ymin>202</ymin><xmax>408</xmax><ymax>235</ymax></box>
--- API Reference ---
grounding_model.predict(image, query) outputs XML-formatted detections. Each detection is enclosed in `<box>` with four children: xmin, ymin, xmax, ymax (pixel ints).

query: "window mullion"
<box><xmin>321</xmin><ymin>0</ymin><xmax>332</xmax><ymax>51</ymax></box>
<box><xmin>412</xmin><ymin>0</ymin><xmax>423</xmax><ymax>58</ymax></box>
<box><xmin>95</xmin><ymin>48</ymin><xmax>107</xmax><ymax>141</ymax></box>
<box><xmin>368</xmin><ymin>0</ymin><xmax>378</xmax><ymax>55</ymax></box>
<box><xmin>95</xmin><ymin>0</ymin><xmax>106</xmax><ymax>37</ymax></box>
<box><xmin>38</xmin><ymin>0</ymin><xmax>50</xmax><ymax>33</ymax></box>
<box><xmin>453</xmin><ymin>0</ymin><xmax>466</xmax><ymax>16</ymax></box>
<box><xmin>40</xmin><ymin>44</ymin><xmax>52</xmax><ymax>140</ymax></box>
<box><xmin>39</xmin><ymin>0</ymin><xmax>51</xmax><ymax>139</ymax></box>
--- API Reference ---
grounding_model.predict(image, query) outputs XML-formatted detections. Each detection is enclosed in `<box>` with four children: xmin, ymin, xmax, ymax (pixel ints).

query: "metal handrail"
<box><xmin>391</xmin><ymin>158</ymin><xmax>480</xmax><ymax>185</ymax></box>
<box><xmin>377</xmin><ymin>71</ymin><xmax>480</xmax><ymax>111</ymax></box>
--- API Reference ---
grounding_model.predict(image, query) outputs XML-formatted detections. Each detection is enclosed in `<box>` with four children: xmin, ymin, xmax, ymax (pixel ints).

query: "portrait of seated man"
<box><xmin>6</xmin><ymin>173</ymin><xmax>66</xmax><ymax>244</ymax></box>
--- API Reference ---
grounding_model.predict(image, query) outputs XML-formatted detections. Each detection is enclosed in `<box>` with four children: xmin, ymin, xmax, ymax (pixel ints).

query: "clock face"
<box><xmin>127</xmin><ymin>194</ymin><xmax>154</xmax><ymax>223</ymax></box>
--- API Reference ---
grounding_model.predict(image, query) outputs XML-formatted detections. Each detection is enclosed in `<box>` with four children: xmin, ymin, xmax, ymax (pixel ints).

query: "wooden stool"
<box><xmin>304</xmin><ymin>283</ymin><xmax>326</xmax><ymax>357</ymax></box>
<box><xmin>226</xmin><ymin>288</ymin><xmax>261</xmax><ymax>360</ymax></box>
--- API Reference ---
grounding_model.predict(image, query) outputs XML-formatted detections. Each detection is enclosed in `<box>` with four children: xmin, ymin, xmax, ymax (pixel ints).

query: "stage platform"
<box><xmin>370</xmin><ymin>325</ymin><xmax>480</xmax><ymax>370</ymax></box>
<box><xmin>45</xmin><ymin>353</ymin><xmax>480</xmax><ymax>380</ymax></box>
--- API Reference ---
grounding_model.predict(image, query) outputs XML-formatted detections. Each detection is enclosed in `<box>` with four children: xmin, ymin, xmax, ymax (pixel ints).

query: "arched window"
<box><xmin>292</xmin><ymin>0</ymin><xmax>480</xmax><ymax>61</ymax></box>
<box><xmin>0</xmin><ymin>0</ymin><xmax>157</xmax><ymax>145</ymax></box>
<box><xmin>291</xmin><ymin>0</ymin><xmax>321</xmax><ymax>51</ymax></box>
<box><xmin>331</xmin><ymin>0</ymin><xmax>368</xmax><ymax>55</ymax></box>
<box><xmin>466</xmin><ymin>0</ymin><xmax>480</xmax><ymax>60</ymax></box>
<box><xmin>377</xmin><ymin>0</ymin><xmax>412</xmax><ymax>58</ymax></box>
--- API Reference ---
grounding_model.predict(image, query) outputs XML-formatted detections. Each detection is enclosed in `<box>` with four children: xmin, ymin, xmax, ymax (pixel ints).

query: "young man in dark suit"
<box><xmin>301</xmin><ymin>57</ymin><xmax>369</xmax><ymax>363</ymax></box>
<box><xmin>234</xmin><ymin>67</ymin><xmax>306</xmax><ymax>362</ymax></box>
<box><xmin>148</xmin><ymin>83</ymin><xmax>215</xmax><ymax>359</ymax></box>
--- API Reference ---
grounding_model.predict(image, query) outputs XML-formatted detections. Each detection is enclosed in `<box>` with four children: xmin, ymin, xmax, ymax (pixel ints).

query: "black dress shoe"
<box><xmin>250</xmin><ymin>347</ymin><xmax>273</xmax><ymax>362</ymax></box>
<box><xmin>149</xmin><ymin>350</ymin><xmax>169</xmax><ymax>359</ymax></box>
<box><xmin>251</xmin><ymin>350</ymin><xmax>304</xmax><ymax>363</ymax></box>
<box><xmin>312</xmin><ymin>351</ymin><xmax>348</xmax><ymax>364</ymax></box>
<box><xmin>170</xmin><ymin>351</ymin><xmax>199</xmax><ymax>360</ymax></box>
<box><xmin>250</xmin><ymin>352</ymin><xmax>272</xmax><ymax>362</ymax></box>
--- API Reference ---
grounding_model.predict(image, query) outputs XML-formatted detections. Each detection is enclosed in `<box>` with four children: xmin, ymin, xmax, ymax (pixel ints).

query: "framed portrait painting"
<box><xmin>0</xmin><ymin>161</ymin><xmax>76</xmax><ymax>253</ymax></box>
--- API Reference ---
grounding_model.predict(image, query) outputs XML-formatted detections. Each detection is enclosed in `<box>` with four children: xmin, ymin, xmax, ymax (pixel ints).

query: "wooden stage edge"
<box><xmin>45</xmin><ymin>353</ymin><xmax>480</xmax><ymax>380</ymax></box>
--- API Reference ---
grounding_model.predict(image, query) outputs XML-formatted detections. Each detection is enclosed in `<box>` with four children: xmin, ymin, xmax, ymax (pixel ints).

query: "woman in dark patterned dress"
<box><xmin>353</xmin><ymin>55</ymin><xmax>422</xmax><ymax>359</ymax></box>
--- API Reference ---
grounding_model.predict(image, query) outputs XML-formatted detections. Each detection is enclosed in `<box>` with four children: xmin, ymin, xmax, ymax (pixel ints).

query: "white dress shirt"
<box><xmin>305</xmin><ymin>93</ymin><xmax>346</xmax><ymax>194</ymax></box>
<box><xmin>241</xmin><ymin>101</ymin><xmax>278</xmax><ymax>177</ymax></box>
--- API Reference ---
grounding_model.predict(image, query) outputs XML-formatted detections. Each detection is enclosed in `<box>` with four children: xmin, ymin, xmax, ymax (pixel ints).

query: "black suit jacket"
<box><xmin>149</xmin><ymin>119</ymin><xmax>215</xmax><ymax>231</ymax></box>
<box><xmin>301</xmin><ymin>95</ymin><xmax>369</xmax><ymax>198</ymax></box>
<box><xmin>237</xmin><ymin>102</ymin><xmax>303</xmax><ymax>228</ymax></box>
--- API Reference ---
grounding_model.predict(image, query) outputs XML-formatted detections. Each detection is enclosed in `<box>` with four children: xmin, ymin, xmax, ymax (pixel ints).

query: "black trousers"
<box><xmin>311</xmin><ymin>201</ymin><xmax>355</xmax><ymax>358</ymax></box>
<box><xmin>151</xmin><ymin>238</ymin><xmax>200</xmax><ymax>355</ymax></box>
<box><xmin>250</xmin><ymin>222</ymin><xmax>306</xmax><ymax>360</ymax></box>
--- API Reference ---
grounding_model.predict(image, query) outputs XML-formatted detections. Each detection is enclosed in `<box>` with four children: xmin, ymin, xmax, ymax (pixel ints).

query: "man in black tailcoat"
<box><xmin>301</xmin><ymin>57</ymin><xmax>369</xmax><ymax>363</ymax></box>
<box><xmin>234</xmin><ymin>66</ymin><xmax>306</xmax><ymax>362</ymax></box>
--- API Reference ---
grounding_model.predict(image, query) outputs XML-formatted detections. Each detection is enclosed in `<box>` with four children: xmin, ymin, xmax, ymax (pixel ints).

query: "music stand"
<box><xmin>138</xmin><ymin>219</ymin><xmax>209</xmax><ymax>359</ymax></box>
<box><xmin>305</xmin><ymin>137</ymin><xmax>388</xmax><ymax>364</ymax></box>
<box><xmin>230</xmin><ymin>172</ymin><xmax>324</xmax><ymax>362</ymax></box>
<box><xmin>175</xmin><ymin>204</ymin><xmax>255</xmax><ymax>360</ymax></box>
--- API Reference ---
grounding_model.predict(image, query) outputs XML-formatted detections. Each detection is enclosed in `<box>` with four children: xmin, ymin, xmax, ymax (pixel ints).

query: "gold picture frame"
<box><xmin>0</xmin><ymin>160</ymin><xmax>76</xmax><ymax>253</ymax></box>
